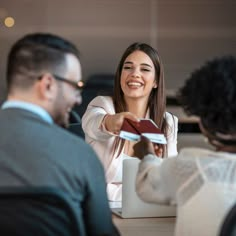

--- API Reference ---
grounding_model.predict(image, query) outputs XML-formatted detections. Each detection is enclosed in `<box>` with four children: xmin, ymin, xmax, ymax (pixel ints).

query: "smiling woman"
<box><xmin>82</xmin><ymin>42</ymin><xmax>178</xmax><ymax>202</ymax></box>
<box><xmin>120</xmin><ymin>50</ymin><xmax>157</xmax><ymax>100</ymax></box>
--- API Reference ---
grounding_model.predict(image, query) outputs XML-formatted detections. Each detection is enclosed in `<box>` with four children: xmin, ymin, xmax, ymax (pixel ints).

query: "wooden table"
<box><xmin>113</xmin><ymin>214</ymin><xmax>176</xmax><ymax>236</ymax></box>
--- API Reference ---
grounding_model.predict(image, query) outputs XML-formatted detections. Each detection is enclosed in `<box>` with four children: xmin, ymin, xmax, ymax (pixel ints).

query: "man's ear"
<box><xmin>37</xmin><ymin>74</ymin><xmax>56</xmax><ymax>100</ymax></box>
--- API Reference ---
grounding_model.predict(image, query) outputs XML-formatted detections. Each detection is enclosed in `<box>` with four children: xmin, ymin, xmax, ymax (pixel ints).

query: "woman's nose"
<box><xmin>131</xmin><ymin>68</ymin><xmax>140</xmax><ymax>77</ymax></box>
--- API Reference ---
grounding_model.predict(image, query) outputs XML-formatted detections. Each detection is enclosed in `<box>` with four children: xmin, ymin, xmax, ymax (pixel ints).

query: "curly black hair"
<box><xmin>177</xmin><ymin>56</ymin><xmax>236</xmax><ymax>136</ymax></box>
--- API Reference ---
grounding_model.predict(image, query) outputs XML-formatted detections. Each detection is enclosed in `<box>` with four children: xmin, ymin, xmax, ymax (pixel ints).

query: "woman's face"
<box><xmin>120</xmin><ymin>50</ymin><xmax>157</xmax><ymax>101</ymax></box>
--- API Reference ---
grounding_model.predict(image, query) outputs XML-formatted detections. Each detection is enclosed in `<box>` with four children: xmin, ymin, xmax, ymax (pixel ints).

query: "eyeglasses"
<box><xmin>53</xmin><ymin>74</ymin><xmax>84</xmax><ymax>91</ymax></box>
<box><xmin>38</xmin><ymin>74</ymin><xmax>84</xmax><ymax>91</ymax></box>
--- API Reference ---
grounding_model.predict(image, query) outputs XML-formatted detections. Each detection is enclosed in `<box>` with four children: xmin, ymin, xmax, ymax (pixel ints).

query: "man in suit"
<box><xmin>0</xmin><ymin>33</ymin><xmax>119</xmax><ymax>236</ymax></box>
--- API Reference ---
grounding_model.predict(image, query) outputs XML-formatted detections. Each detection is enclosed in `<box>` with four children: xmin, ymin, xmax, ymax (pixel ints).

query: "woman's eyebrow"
<box><xmin>124</xmin><ymin>61</ymin><xmax>152</xmax><ymax>68</ymax></box>
<box><xmin>140</xmin><ymin>63</ymin><xmax>152</xmax><ymax>68</ymax></box>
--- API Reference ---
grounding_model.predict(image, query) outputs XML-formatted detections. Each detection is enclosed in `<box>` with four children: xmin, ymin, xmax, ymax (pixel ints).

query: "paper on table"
<box><xmin>119</xmin><ymin>118</ymin><xmax>167</xmax><ymax>144</ymax></box>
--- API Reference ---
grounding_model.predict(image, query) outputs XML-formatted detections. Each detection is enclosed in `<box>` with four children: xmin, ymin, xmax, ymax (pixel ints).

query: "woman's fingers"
<box><xmin>123</xmin><ymin>112</ymin><xmax>140</xmax><ymax>122</ymax></box>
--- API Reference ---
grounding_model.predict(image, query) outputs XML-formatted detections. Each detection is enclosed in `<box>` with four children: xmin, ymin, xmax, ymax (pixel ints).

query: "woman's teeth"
<box><xmin>127</xmin><ymin>82</ymin><xmax>142</xmax><ymax>87</ymax></box>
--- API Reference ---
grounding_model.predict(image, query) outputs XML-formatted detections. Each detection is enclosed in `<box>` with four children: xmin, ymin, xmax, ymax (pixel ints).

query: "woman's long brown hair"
<box><xmin>113</xmin><ymin>42</ymin><xmax>169</xmax><ymax>157</ymax></box>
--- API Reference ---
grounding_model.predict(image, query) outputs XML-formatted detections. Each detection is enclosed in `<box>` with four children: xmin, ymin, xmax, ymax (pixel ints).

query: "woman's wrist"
<box><xmin>103</xmin><ymin>114</ymin><xmax>110</xmax><ymax>131</ymax></box>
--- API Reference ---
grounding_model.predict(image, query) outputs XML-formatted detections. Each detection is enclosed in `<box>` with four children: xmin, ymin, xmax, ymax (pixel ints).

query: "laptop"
<box><xmin>111</xmin><ymin>158</ymin><xmax>176</xmax><ymax>218</ymax></box>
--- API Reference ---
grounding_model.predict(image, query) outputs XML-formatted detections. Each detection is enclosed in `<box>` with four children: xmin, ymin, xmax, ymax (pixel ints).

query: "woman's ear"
<box><xmin>153</xmin><ymin>81</ymin><xmax>158</xmax><ymax>89</ymax></box>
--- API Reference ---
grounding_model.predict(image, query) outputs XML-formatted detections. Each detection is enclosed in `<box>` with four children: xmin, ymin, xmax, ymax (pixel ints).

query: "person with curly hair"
<box><xmin>82</xmin><ymin>42</ymin><xmax>178</xmax><ymax>201</ymax></box>
<box><xmin>133</xmin><ymin>56</ymin><xmax>236</xmax><ymax>236</ymax></box>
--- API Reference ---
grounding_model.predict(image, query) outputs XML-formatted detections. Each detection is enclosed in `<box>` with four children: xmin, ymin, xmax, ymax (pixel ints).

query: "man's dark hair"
<box><xmin>7</xmin><ymin>33</ymin><xmax>80</xmax><ymax>90</ymax></box>
<box><xmin>178</xmin><ymin>56</ymin><xmax>236</xmax><ymax>136</ymax></box>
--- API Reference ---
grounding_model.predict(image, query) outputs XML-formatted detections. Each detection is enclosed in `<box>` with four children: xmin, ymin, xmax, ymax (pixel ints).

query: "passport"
<box><xmin>119</xmin><ymin>118</ymin><xmax>167</xmax><ymax>144</ymax></box>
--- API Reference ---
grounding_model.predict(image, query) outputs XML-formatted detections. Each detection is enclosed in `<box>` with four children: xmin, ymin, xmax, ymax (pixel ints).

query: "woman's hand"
<box><xmin>104</xmin><ymin>112</ymin><xmax>139</xmax><ymax>134</ymax></box>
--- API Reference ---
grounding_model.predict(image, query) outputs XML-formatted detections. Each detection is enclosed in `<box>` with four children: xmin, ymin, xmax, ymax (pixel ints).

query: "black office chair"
<box><xmin>0</xmin><ymin>187</ymin><xmax>81</xmax><ymax>236</ymax></box>
<box><xmin>74</xmin><ymin>74</ymin><xmax>114</xmax><ymax>118</ymax></box>
<box><xmin>219</xmin><ymin>203</ymin><xmax>236</xmax><ymax>236</ymax></box>
<box><xmin>67</xmin><ymin>110</ymin><xmax>85</xmax><ymax>139</ymax></box>
<box><xmin>69</xmin><ymin>74</ymin><xmax>114</xmax><ymax>138</ymax></box>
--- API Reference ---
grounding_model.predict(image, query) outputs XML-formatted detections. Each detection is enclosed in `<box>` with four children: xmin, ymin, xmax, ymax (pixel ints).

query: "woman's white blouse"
<box><xmin>82</xmin><ymin>96</ymin><xmax>178</xmax><ymax>201</ymax></box>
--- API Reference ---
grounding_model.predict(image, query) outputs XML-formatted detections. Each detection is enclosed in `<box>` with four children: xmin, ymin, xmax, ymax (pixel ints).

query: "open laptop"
<box><xmin>111</xmin><ymin>158</ymin><xmax>176</xmax><ymax>218</ymax></box>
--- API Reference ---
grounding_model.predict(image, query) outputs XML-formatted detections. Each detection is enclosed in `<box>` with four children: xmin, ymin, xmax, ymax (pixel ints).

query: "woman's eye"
<box><xmin>123</xmin><ymin>66</ymin><xmax>132</xmax><ymax>70</ymax></box>
<box><xmin>142</xmin><ymin>68</ymin><xmax>151</xmax><ymax>72</ymax></box>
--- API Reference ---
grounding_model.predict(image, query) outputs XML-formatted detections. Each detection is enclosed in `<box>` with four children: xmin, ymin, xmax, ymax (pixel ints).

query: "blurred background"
<box><xmin>0</xmin><ymin>0</ymin><xmax>235</xmax><ymax>149</ymax></box>
<box><xmin>1</xmin><ymin>0</ymin><xmax>235</xmax><ymax>99</ymax></box>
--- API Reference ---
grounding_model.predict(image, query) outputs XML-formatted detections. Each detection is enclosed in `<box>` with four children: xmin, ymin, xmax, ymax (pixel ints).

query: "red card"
<box><xmin>119</xmin><ymin>118</ymin><xmax>167</xmax><ymax>144</ymax></box>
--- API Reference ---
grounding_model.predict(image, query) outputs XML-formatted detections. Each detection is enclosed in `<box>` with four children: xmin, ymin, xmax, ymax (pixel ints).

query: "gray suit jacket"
<box><xmin>0</xmin><ymin>108</ymin><xmax>119</xmax><ymax>236</ymax></box>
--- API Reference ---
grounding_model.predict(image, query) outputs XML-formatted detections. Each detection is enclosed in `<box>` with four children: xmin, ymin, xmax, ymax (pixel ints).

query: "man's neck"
<box><xmin>8</xmin><ymin>94</ymin><xmax>38</xmax><ymax>105</ymax></box>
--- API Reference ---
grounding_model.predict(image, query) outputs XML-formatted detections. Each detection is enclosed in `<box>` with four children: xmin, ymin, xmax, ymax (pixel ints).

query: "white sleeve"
<box><xmin>82</xmin><ymin>96</ymin><xmax>117</xmax><ymax>141</ymax></box>
<box><xmin>166</xmin><ymin>113</ymin><xmax>178</xmax><ymax>157</ymax></box>
<box><xmin>136</xmin><ymin>154</ymin><xmax>174</xmax><ymax>205</ymax></box>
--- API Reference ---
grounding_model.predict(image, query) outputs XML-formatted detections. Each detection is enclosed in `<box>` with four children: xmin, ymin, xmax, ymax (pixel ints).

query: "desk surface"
<box><xmin>113</xmin><ymin>214</ymin><xmax>176</xmax><ymax>236</ymax></box>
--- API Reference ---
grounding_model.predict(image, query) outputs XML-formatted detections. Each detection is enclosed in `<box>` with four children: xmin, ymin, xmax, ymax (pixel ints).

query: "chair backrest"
<box><xmin>0</xmin><ymin>187</ymin><xmax>81</xmax><ymax>236</ymax></box>
<box><xmin>68</xmin><ymin>110</ymin><xmax>85</xmax><ymax>139</ymax></box>
<box><xmin>74</xmin><ymin>74</ymin><xmax>114</xmax><ymax>118</ymax></box>
<box><xmin>219</xmin><ymin>203</ymin><xmax>236</xmax><ymax>236</ymax></box>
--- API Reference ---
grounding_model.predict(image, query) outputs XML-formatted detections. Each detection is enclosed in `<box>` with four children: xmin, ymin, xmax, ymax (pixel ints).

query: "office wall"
<box><xmin>0</xmin><ymin>0</ymin><xmax>235</xmax><ymax>102</ymax></box>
